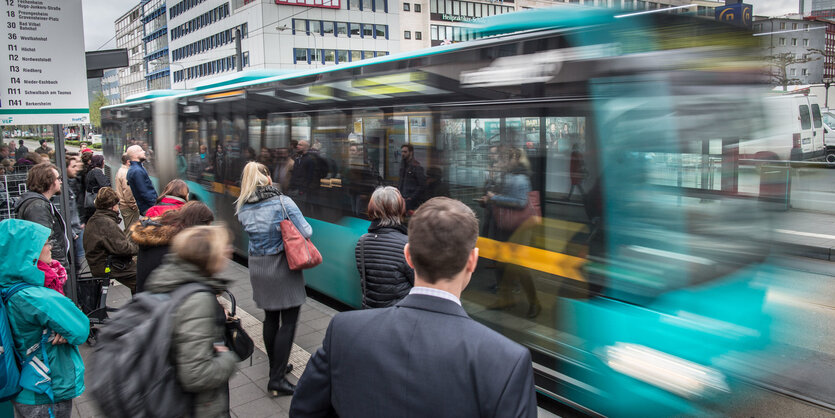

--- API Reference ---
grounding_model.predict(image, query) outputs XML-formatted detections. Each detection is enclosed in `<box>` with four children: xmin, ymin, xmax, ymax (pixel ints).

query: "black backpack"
<box><xmin>89</xmin><ymin>283</ymin><xmax>212</xmax><ymax>418</ymax></box>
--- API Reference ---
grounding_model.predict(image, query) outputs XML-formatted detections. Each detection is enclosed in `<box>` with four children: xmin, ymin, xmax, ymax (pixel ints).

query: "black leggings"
<box><xmin>263</xmin><ymin>306</ymin><xmax>300</xmax><ymax>387</ymax></box>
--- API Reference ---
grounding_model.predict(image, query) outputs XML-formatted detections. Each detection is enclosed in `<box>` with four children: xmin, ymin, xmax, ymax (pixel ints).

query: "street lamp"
<box><xmin>168</xmin><ymin>61</ymin><xmax>188</xmax><ymax>89</ymax></box>
<box><xmin>277</xmin><ymin>24</ymin><xmax>321</xmax><ymax>68</ymax></box>
<box><xmin>825</xmin><ymin>78</ymin><xmax>832</xmax><ymax>109</ymax></box>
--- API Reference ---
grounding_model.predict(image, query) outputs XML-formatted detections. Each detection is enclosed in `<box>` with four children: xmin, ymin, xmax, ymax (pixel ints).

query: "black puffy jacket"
<box><xmin>355</xmin><ymin>221</ymin><xmax>414</xmax><ymax>309</ymax></box>
<box><xmin>13</xmin><ymin>192</ymin><xmax>69</xmax><ymax>268</ymax></box>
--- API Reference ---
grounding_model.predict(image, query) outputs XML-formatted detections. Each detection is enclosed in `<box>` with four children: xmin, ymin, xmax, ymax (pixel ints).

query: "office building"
<box><xmin>754</xmin><ymin>15</ymin><xmax>826</xmax><ymax>85</ymax></box>
<box><xmin>115</xmin><ymin>4</ymin><xmax>147</xmax><ymax>99</ymax></box>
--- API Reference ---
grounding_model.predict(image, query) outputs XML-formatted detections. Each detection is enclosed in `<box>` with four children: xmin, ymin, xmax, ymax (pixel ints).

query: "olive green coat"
<box><xmin>144</xmin><ymin>254</ymin><xmax>238</xmax><ymax>417</ymax></box>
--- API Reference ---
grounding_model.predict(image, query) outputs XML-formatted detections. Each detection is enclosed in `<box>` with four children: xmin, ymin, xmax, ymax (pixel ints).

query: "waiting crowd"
<box><xmin>1</xmin><ymin>142</ymin><xmax>538</xmax><ymax>417</ymax></box>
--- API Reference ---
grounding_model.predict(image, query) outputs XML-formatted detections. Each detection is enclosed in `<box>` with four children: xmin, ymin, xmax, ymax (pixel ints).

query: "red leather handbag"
<box><xmin>495</xmin><ymin>191</ymin><xmax>542</xmax><ymax>232</ymax></box>
<box><xmin>278</xmin><ymin>197</ymin><xmax>323</xmax><ymax>270</ymax></box>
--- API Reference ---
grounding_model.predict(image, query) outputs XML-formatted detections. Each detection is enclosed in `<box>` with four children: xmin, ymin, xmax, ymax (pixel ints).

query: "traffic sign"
<box><xmin>1</xmin><ymin>0</ymin><xmax>89</xmax><ymax>125</ymax></box>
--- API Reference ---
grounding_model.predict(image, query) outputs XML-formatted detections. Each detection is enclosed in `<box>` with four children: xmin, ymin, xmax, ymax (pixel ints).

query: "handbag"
<box><xmin>223</xmin><ymin>290</ymin><xmax>254</xmax><ymax>361</ymax></box>
<box><xmin>84</xmin><ymin>191</ymin><xmax>96</xmax><ymax>210</ymax></box>
<box><xmin>495</xmin><ymin>191</ymin><xmax>542</xmax><ymax>232</ymax></box>
<box><xmin>278</xmin><ymin>196</ymin><xmax>323</xmax><ymax>270</ymax></box>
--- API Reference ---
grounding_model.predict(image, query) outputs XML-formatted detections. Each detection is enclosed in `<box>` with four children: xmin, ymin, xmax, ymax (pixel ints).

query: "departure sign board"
<box><xmin>1</xmin><ymin>0</ymin><xmax>89</xmax><ymax>125</ymax></box>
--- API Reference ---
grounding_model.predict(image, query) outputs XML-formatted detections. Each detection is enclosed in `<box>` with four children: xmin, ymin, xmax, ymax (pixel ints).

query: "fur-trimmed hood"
<box><xmin>129</xmin><ymin>217</ymin><xmax>182</xmax><ymax>247</ymax></box>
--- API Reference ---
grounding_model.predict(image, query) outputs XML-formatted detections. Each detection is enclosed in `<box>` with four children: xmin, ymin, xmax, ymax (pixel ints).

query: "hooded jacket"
<box><xmin>0</xmin><ymin>219</ymin><xmax>89</xmax><ymax>405</ymax></box>
<box><xmin>129</xmin><ymin>217</ymin><xmax>182</xmax><ymax>293</ymax></box>
<box><xmin>355</xmin><ymin>221</ymin><xmax>414</xmax><ymax>309</ymax></box>
<box><xmin>13</xmin><ymin>191</ymin><xmax>69</xmax><ymax>268</ymax></box>
<box><xmin>83</xmin><ymin>209</ymin><xmax>138</xmax><ymax>279</ymax></box>
<box><xmin>145</xmin><ymin>254</ymin><xmax>238</xmax><ymax>418</ymax></box>
<box><xmin>144</xmin><ymin>195</ymin><xmax>186</xmax><ymax>218</ymax></box>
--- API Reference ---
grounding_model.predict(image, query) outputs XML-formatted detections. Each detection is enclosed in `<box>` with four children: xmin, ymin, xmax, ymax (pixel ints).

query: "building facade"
<box><xmin>754</xmin><ymin>15</ymin><xmax>827</xmax><ymax>85</ymax></box>
<box><xmin>810</xmin><ymin>0</ymin><xmax>835</xmax><ymax>18</ymax></box>
<box><xmin>804</xmin><ymin>15</ymin><xmax>835</xmax><ymax>80</ymax></box>
<box><xmin>143</xmin><ymin>0</ymin><xmax>172</xmax><ymax>90</ymax></box>
<box><xmin>102</xmin><ymin>69</ymin><xmax>121</xmax><ymax>104</ymax></box>
<box><xmin>168</xmin><ymin>0</ymin><xmax>401</xmax><ymax>89</ymax></box>
<box><xmin>116</xmin><ymin>4</ymin><xmax>147</xmax><ymax>100</ymax></box>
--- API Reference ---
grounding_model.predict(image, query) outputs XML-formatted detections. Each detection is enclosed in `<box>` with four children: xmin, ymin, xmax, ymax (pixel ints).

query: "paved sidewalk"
<box><xmin>70</xmin><ymin>260</ymin><xmax>339</xmax><ymax>418</ymax></box>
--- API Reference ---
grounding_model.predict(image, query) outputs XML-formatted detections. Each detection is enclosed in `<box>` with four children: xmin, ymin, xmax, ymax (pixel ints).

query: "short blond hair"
<box><xmin>171</xmin><ymin>225</ymin><xmax>231</xmax><ymax>276</ymax></box>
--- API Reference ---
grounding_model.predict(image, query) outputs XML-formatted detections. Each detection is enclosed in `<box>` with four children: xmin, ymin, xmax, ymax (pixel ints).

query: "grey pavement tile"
<box><xmin>231</xmin><ymin>396</ymin><xmax>287</xmax><ymax>418</ymax></box>
<box><xmin>294</xmin><ymin>331</ymin><xmax>326</xmax><ymax>352</ymax></box>
<box><xmin>299</xmin><ymin>308</ymin><xmax>327</xmax><ymax>322</ymax></box>
<box><xmin>240</xmin><ymin>362</ymin><xmax>271</xmax><ymax>382</ymax></box>
<box><xmin>229</xmin><ymin>370</ymin><xmax>251</xmax><ymax>389</ymax></box>
<box><xmin>74</xmin><ymin>399</ymin><xmax>102</xmax><ymax>418</ymax></box>
<box><xmin>272</xmin><ymin>392</ymin><xmax>295</xmax><ymax>411</ymax></box>
<box><xmin>229</xmin><ymin>382</ymin><xmax>268</xmax><ymax>408</ymax></box>
<box><xmin>303</xmin><ymin>316</ymin><xmax>333</xmax><ymax>332</ymax></box>
<box><xmin>294</xmin><ymin>322</ymin><xmax>316</xmax><ymax>337</ymax></box>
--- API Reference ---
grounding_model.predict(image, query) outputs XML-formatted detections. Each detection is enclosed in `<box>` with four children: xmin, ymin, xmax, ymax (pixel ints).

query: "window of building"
<box><xmin>337</xmin><ymin>22</ymin><xmax>348</xmax><ymax>36</ymax></box>
<box><xmin>431</xmin><ymin>25</ymin><xmax>438</xmax><ymax>40</ymax></box>
<box><xmin>294</xmin><ymin>19</ymin><xmax>306</xmax><ymax>34</ymax></box>
<box><xmin>351</xmin><ymin>50</ymin><xmax>362</xmax><ymax>61</ymax></box>
<box><xmin>376</xmin><ymin>24</ymin><xmax>386</xmax><ymax>38</ymax></box>
<box><xmin>404</xmin><ymin>30</ymin><xmax>412</xmax><ymax>39</ymax></box>
<box><xmin>363</xmin><ymin>0</ymin><xmax>372</xmax><ymax>10</ymax></box>
<box><xmin>364</xmin><ymin>50</ymin><xmax>376</xmax><ymax>59</ymax></box>
<box><xmin>310</xmin><ymin>48</ymin><xmax>322</xmax><ymax>63</ymax></box>
<box><xmin>802</xmin><ymin>68</ymin><xmax>808</xmax><ymax>76</ymax></box>
<box><xmin>791</xmin><ymin>68</ymin><xmax>796</xmax><ymax>76</ymax></box>
<box><xmin>792</xmin><ymin>23</ymin><xmax>798</xmax><ymax>29</ymax></box>
<box><xmin>337</xmin><ymin>49</ymin><xmax>348</xmax><ymax>63</ymax></box>
<box><xmin>324</xmin><ymin>49</ymin><xmax>335</xmax><ymax>63</ymax></box>
<box><xmin>375</xmin><ymin>0</ymin><xmax>386</xmax><ymax>11</ymax></box>
<box><xmin>415</xmin><ymin>31</ymin><xmax>422</xmax><ymax>40</ymax></box>
<box><xmin>323</xmin><ymin>21</ymin><xmax>334</xmax><ymax>35</ymax></box>
<box><xmin>804</xmin><ymin>24</ymin><xmax>809</xmax><ymax>29</ymax></box>
<box><xmin>310</xmin><ymin>20</ymin><xmax>322</xmax><ymax>35</ymax></box>
<box><xmin>780</xmin><ymin>22</ymin><xmax>786</xmax><ymax>29</ymax></box>
<box><xmin>804</xmin><ymin>38</ymin><xmax>809</xmax><ymax>46</ymax></box>
<box><xmin>349</xmin><ymin>0</ymin><xmax>360</xmax><ymax>9</ymax></box>
<box><xmin>792</xmin><ymin>38</ymin><xmax>798</xmax><ymax>46</ymax></box>
<box><xmin>350</xmin><ymin>23</ymin><xmax>360</xmax><ymax>37</ymax></box>
<box><xmin>430</xmin><ymin>0</ymin><xmax>437</xmax><ymax>13</ymax></box>
<box><xmin>363</xmin><ymin>24</ymin><xmax>374</xmax><ymax>38</ymax></box>
<box><xmin>415</xmin><ymin>3</ymin><xmax>421</xmax><ymax>11</ymax></box>
<box><xmin>404</xmin><ymin>2</ymin><xmax>410</xmax><ymax>10</ymax></box>
<box><xmin>779</xmin><ymin>37</ymin><xmax>786</xmax><ymax>46</ymax></box>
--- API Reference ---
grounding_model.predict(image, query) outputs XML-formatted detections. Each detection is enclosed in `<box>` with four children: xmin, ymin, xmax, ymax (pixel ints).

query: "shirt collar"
<box><xmin>408</xmin><ymin>286</ymin><xmax>461</xmax><ymax>306</ymax></box>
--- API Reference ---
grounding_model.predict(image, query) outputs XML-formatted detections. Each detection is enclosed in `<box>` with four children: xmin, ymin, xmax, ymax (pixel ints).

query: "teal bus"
<box><xmin>102</xmin><ymin>8</ymin><xmax>793</xmax><ymax>416</ymax></box>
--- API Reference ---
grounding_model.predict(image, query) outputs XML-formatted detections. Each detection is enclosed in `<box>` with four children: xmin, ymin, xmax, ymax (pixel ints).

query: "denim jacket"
<box><xmin>490</xmin><ymin>172</ymin><xmax>530</xmax><ymax>209</ymax></box>
<box><xmin>237</xmin><ymin>186</ymin><xmax>313</xmax><ymax>256</ymax></box>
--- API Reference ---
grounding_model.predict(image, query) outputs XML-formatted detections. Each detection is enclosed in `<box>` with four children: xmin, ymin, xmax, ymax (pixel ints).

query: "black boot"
<box><xmin>268</xmin><ymin>378</ymin><xmax>296</xmax><ymax>397</ymax></box>
<box><xmin>285</xmin><ymin>363</ymin><xmax>293</xmax><ymax>374</ymax></box>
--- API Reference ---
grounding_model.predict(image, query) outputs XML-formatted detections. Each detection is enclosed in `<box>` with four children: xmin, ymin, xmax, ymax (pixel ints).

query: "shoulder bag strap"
<box><xmin>276</xmin><ymin>194</ymin><xmax>290</xmax><ymax>221</ymax></box>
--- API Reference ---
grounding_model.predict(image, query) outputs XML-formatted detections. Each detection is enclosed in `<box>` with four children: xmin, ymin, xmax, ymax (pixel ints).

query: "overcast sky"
<box><xmin>82</xmin><ymin>0</ymin><xmax>138</xmax><ymax>51</ymax></box>
<box><xmin>81</xmin><ymin>0</ymin><xmax>798</xmax><ymax>51</ymax></box>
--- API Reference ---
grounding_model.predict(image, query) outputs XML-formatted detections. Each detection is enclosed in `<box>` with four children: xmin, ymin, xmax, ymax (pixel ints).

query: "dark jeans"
<box><xmin>14</xmin><ymin>400</ymin><xmax>73</xmax><ymax>418</ymax></box>
<box><xmin>263</xmin><ymin>306</ymin><xmax>300</xmax><ymax>388</ymax></box>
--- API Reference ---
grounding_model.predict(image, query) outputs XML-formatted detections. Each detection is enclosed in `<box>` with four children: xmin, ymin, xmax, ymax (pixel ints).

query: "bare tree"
<box><xmin>767</xmin><ymin>48</ymin><xmax>825</xmax><ymax>91</ymax></box>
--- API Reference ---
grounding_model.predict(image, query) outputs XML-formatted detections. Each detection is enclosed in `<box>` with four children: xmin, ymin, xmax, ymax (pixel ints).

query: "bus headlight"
<box><xmin>605</xmin><ymin>343</ymin><xmax>729</xmax><ymax>398</ymax></box>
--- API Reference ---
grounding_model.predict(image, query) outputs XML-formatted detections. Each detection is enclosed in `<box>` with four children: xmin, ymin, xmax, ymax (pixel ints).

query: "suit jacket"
<box><xmin>290</xmin><ymin>294</ymin><xmax>537</xmax><ymax>418</ymax></box>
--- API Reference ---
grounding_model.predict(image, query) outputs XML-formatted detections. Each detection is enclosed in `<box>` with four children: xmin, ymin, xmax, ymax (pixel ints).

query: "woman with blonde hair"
<box><xmin>235</xmin><ymin>161</ymin><xmax>311</xmax><ymax>397</ymax></box>
<box><xmin>145</xmin><ymin>179</ymin><xmax>189</xmax><ymax>217</ymax></box>
<box><xmin>354</xmin><ymin>186</ymin><xmax>413</xmax><ymax>308</ymax></box>
<box><xmin>144</xmin><ymin>225</ymin><xmax>238</xmax><ymax>416</ymax></box>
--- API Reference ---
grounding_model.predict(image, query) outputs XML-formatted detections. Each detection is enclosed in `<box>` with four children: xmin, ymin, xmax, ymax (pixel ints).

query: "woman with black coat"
<box><xmin>83</xmin><ymin>155</ymin><xmax>111</xmax><ymax>223</ymax></box>
<box><xmin>129</xmin><ymin>201</ymin><xmax>214</xmax><ymax>293</ymax></box>
<box><xmin>355</xmin><ymin>186</ymin><xmax>414</xmax><ymax>309</ymax></box>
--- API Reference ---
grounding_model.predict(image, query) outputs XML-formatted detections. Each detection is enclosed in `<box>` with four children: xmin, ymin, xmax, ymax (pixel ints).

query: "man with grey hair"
<box><xmin>115</xmin><ymin>153</ymin><xmax>140</xmax><ymax>230</ymax></box>
<box><xmin>125</xmin><ymin>144</ymin><xmax>157</xmax><ymax>215</ymax></box>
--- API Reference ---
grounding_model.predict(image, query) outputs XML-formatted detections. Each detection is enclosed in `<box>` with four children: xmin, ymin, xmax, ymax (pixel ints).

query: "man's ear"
<box><xmin>465</xmin><ymin>247</ymin><xmax>479</xmax><ymax>273</ymax></box>
<box><xmin>403</xmin><ymin>243</ymin><xmax>415</xmax><ymax>269</ymax></box>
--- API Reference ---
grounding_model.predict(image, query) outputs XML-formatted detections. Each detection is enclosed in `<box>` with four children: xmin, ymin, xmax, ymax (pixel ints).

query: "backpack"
<box><xmin>89</xmin><ymin>282</ymin><xmax>212</xmax><ymax>418</ymax></box>
<box><xmin>1</xmin><ymin>284</ymin><xmax>55</xmax><ymax>405</ymax></box>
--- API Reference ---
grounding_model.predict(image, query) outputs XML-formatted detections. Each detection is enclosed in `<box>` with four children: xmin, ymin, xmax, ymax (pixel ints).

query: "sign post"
<box><xmin>1</xmin><ymin>0</ymin><xmax>89</xmax><ymax>304</ymax></box>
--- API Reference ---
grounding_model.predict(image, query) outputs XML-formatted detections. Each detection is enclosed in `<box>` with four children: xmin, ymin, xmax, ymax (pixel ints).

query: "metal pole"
<box><xmin>235</xmin><ymin>28</ymin><xmax>243</xmax><ymax>72</ymax></box>
<box><xmin>53</xmin><ymin>125</ymin><xmax>78</xmax><ymax>304</ymax></box>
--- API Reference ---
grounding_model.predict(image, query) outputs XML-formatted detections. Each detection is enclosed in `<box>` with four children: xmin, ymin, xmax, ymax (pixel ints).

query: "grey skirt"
<box><xmin>248</xmin><ymin>252</ymin><xmax>306</xmax><ymax>311</ymax></box>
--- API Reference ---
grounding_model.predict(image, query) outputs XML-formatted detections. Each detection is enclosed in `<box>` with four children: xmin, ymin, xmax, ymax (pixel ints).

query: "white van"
<box><xmin>741</xmin><ymin>94</ymin><xmax>825</xmax><ymax>161</ymax></box>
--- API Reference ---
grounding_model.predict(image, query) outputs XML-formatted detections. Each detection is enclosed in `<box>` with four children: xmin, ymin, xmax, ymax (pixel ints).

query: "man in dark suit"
<box><xmin>291</xmin><ymin>197</ymin><xmax>537</xmax><ymax>417</ymax></box>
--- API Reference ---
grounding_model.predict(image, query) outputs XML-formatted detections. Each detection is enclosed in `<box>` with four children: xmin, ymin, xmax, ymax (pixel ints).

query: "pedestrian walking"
<box><xmin>64</xmin><ymin>155</ymin><xmax>84</xmax><ymax>271</ymax></box>
<box><xmin>355</xmin><ymin>186</ymin><xmax>413</xmax><ymax>309</ymax></box>
<box><xmin>15</xmin><ymin>139</ymin><xmax>28</xmax><ymax>160</ymax></box>
<box><xmin>144</xmin><ymin>179</ymin><xmax>188</xmax><ymax>217</ymax></box>
<box><xmin>114</xmin><ymin>153</ymin><xmax>140</xmax><ymax>232</ymax></box>
<box><xmin>397</xmin><ymin>143</ymin><xmax>426</xmax><ymax>211</ymax></box>
<box><xmin>291</xmin><ymin>197</ymin><xmax>537</xmax><ymax>417</ymax></box>
<box><xmin>236</xmin><ymin>162</ymin><xmax>311</xmax><ymax>397</ymax></box>
<box><xmin>0</xmin><ymin>219</ymin><xmax>90</xmax><ymax>418</ymax></box>
<box><xmin>125</xmin><ymin>144</ymin><xmax>158</xmax><ymax>215</ymax></box>
<box><xmin>129</xmin><ymin>201</ymin><xmax>214</xmax><ymax>293</ymax></box>
<box><xmin>13</xmin><ymin>163</ymin><xmax>70</xmax><ymax>269</ymax></box>
<box><xmin>143</xmin><ymin>226</ymin><xmax>239</xmax><ymax>417</ymax></box>
<box><xmin>83</xmin><ymin>187</ymin><xmax>139</xmax><ymax>294</ymax></box>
